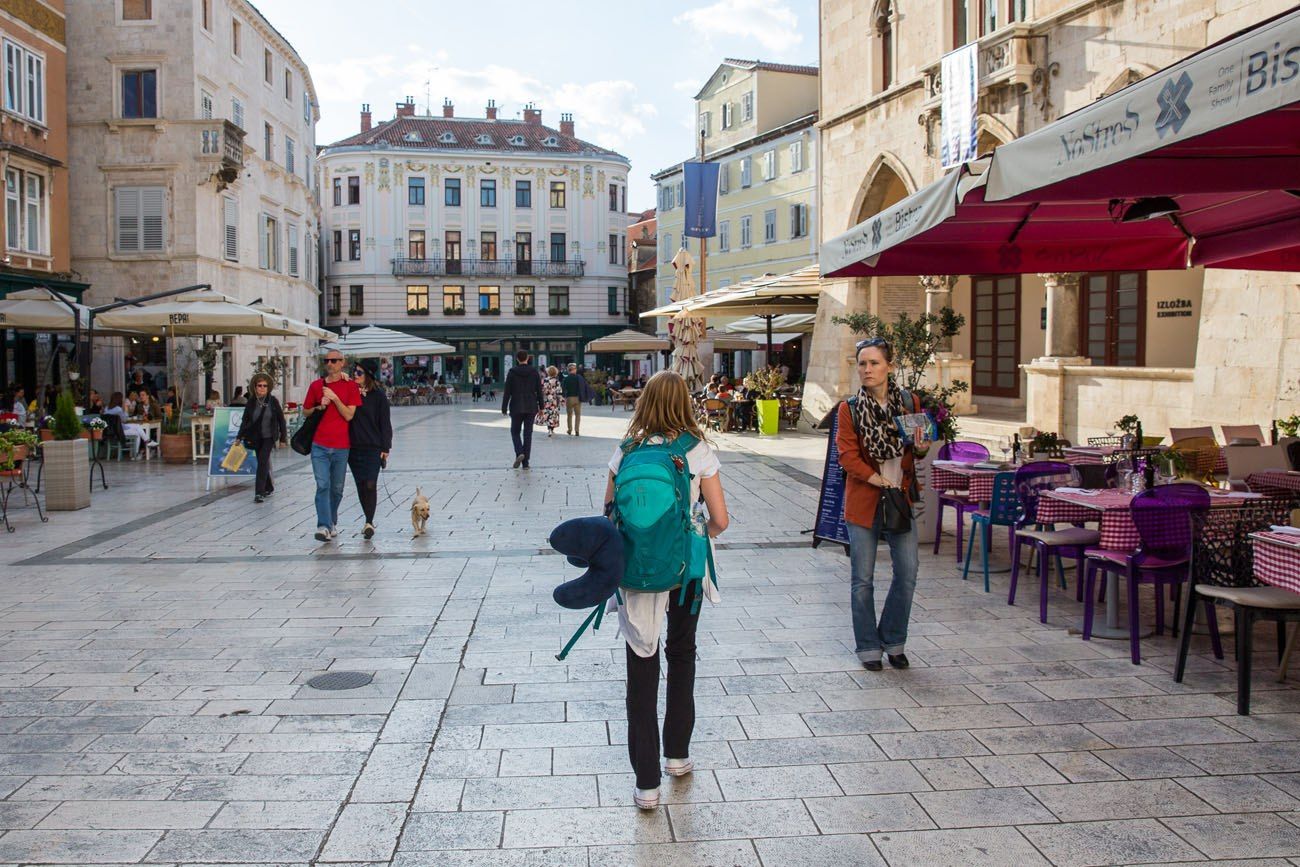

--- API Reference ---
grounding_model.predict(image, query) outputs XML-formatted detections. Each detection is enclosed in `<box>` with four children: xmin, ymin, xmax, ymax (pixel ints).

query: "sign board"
<box><xmin>207</xmin><ymin>407</ymin><xmax>255</xmax><ymax>489</ymax></box>
<box><xmin>812</xmin><ymin>402</ymin><xmax>850</xmax><ymax>550</ymax></box>
<box><xmin>940</xmin><ymin>42</ymin><xmax>979</xmax><ymax>169</ymax></box>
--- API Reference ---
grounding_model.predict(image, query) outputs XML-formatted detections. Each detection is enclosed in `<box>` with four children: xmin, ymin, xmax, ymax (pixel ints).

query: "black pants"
<box><xmin>252</xmin><ymin>438</ymin><xmax>275</xmax><ymax>497</ymax></box>
<box><xmin>626</xmin><ymin>592</ymin><xmax>700</xmax><ymax>790</ymax></box>
<box><xmin>509</xmin><ymin>413</ymin><xmax>534</xmax><ymax>461</ymax></box>
<box><xmin>348</xmin><ymin>447</ymin><xmax>382</xmax><ymax>523</ymax></box>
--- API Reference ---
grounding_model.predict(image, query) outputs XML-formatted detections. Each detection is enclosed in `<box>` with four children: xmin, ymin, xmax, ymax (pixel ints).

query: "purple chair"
<box><xmin>1008</xmin><ymin>461</ymin><xmax>1101</xmax><ymax>623</ymax></box>
<box><xmin>933</xmin><ymin>440</ymin><xmax>990</xmax><ymax>562</ymax></box>
<box><xmin>1081</xmin><ymin>483</ymin><xmax>1213</xmax><ymax>665</ymax></box>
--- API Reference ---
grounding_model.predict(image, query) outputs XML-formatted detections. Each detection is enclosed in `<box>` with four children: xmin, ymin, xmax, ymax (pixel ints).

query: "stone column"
<box><xmin>1038</xmin><ymin>272</ymin><xmax>1082</xmax><ymax>359</ymax></box>
<box><xmin>919</xmin><ymin>274</ymin><xmax>956</xmax><ymax>353</ymax></box>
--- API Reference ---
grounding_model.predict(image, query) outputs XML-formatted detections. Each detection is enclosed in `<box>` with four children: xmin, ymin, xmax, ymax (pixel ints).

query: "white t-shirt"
<box><xmin>608</xmin><ymin>435</ymin><xmax>721</xmax><ymax>658</ymax></box>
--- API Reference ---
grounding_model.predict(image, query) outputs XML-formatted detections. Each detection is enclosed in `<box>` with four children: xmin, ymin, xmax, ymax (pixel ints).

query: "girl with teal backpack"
<box><xmin>605</xmin><ymin>371</ymin><xmax>729</xmax><ymax>811</ymax></box>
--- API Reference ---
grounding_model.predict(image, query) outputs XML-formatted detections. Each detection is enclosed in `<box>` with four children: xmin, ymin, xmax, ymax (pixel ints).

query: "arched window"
<box><xmin>876</xmin><ymin>0</ymin><xmax>894</xmax><ymax>90</ymax></box>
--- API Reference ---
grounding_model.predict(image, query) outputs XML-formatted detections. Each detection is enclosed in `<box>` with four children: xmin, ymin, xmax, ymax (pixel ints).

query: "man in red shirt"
<box><xmin>304</xmin><ymin>350</ymin><xmax>362</xmax><ymax>541</ymax></box>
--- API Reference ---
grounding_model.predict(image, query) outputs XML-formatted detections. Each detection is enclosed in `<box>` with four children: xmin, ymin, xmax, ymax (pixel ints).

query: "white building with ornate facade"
<box><xmin>318</xmin><ymin>98</ymin><xmax>632</xmax><ymax>381</ymax></box>
<box><xmin>67</xmin><ymin>0</ymin><xmax>321</xmax><ymax>400</ymax></box>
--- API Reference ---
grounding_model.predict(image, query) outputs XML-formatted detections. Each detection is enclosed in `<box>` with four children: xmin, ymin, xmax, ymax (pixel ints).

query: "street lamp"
<box><xmin>341</xmin><ymin>319</ymin><xmax>351</xmax><ymax>338</ymax></box>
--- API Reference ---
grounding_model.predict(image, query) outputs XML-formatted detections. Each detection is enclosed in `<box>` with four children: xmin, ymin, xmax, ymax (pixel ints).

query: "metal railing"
<box><xmin>391</xmin><ymin>257</ymin><xmax>585</xmax><ymax>278</ymax></box>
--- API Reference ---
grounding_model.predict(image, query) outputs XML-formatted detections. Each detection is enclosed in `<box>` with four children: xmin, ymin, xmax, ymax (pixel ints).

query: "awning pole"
<box><xmin>766</xmin><ymin>315</ymin><xmax>774</xmax><ymax>366</ymax></box>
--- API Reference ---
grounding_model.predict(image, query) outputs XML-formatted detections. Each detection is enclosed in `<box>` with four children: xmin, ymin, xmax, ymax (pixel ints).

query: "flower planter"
<box><xmin>43</xmin><ymin>439</ymin><xmax>90</xmax><ymax>511</ymax></box>
<box><xmin>38</xmin><ymin>429</ymin><xmax>53</xmax><ymax>442</ymax></box>
<box><xmin>756</xmin><ymin>399</ymin><xmax>781</xmax><ymax>436</ymax></box>
<box><xmin>160</xmin><ymin>433</ymin><xmax>191</xmax><ymax>464</ymax></box>
<box><xmin>88</xmin><ymin>430</ymin><xmax>103</xmax><ymax>441</ymax></box>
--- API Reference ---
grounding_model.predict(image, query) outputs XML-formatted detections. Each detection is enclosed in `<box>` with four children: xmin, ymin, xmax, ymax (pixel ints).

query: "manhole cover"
<box><xmin>306</xmin><ymin>671</ymin><xmax>374</xmax><ymax>691</ymax></box>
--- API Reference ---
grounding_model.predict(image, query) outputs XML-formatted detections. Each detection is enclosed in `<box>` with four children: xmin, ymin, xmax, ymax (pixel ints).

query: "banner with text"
<box><xmin>940</xmin><ymin>42</ymin><xmax>979</xmax><ymax>169</ymax></box>
<box><xmin>682</xmin><ymin>161</ymin><xmax>721</xmax><ymax>238</ymax></box>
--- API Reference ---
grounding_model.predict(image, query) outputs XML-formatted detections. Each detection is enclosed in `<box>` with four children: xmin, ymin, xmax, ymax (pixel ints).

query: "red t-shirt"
<box><xmin>304</xmin><ymin>377</ymin><xmax>362</xmax><ymax>449</ymax></box>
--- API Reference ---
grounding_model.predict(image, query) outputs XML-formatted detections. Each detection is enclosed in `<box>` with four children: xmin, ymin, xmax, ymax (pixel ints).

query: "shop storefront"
<box><xmin>0</xmin><ymin>274</ymin><xmax>91</xmax><ymax>395</ymax></box>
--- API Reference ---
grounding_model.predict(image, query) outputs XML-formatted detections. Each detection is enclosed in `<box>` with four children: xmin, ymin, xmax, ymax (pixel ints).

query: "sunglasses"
<box><xmin>254</xmin><ymin>383</ymin><xmax>269</xmax><ymax>389</ymax></box>
<box><xmin>855</xmin><ymin>337</ymin><xmax>892</xmax><ymax>352</ymax></box>
<box><xmin>352</xmin><ymin>369</ymin><xmax>366</xmax><ymax>377</ymax></box>
<box><xmin>324</xmin><ymin>358</ymin><xmax>344</xmax><ymax>364</ymax></box>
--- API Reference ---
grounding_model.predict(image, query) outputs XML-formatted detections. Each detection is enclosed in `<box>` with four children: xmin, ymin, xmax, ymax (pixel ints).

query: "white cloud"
<box><xmin>674</xmin><ymin>0</ymin><xmax>803</xmax><ymax>55</ymax></box>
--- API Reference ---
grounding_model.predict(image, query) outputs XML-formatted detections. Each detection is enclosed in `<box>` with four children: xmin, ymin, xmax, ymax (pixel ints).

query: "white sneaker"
<box><xmin>314</xmin><ymin>527</ymin><xmax>330</xmax><ymax>542</ymax></box>
<box><xmin>633</xmin><ymin>786</ymin><xmax>659</xmax><ymax>810</ymax></box>
<box><xmin>664</xmin><ymin>758</ymin><xmax>694</xmax><ymax>777</ymax></box>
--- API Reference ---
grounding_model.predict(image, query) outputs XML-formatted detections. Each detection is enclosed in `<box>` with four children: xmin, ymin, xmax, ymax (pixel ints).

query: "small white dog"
<box><xmin>411</xmin><ymin>487</ymin><xmax>431</xmax><ymax>537</ymax></box>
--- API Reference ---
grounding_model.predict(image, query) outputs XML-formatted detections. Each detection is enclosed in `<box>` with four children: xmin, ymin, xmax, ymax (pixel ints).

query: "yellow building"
<box><xmin>653</xmin><ymin>60</ymin><xmax>819</xmax><ymax>342</ymax></box>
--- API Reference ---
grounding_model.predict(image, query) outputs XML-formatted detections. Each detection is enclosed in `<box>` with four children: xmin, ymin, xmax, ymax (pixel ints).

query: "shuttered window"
<box><xmin>258</xmin><ymin>213</ymin><xmax>279</xmax><ymax>271</ymax></box>
<box><xmin>222</xmin><ymin>196</ymin><xmax>238</xmax><ymax>261</ymax></box>
<box><xmin>115</xmin><ymin>186</ymin><xmax>164</xmax><ymax>252</ymax></box>
<box><xmin>288</xmin><ymin>223</ymin><xmax>299</xmax><ymax>276</ymax></box>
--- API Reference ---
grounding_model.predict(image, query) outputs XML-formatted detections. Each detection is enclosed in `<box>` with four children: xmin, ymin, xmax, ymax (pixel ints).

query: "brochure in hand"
<box><xmin>893</xmin><ymin>412</ymin><xmax>937</xmax><ymax>445</ymax></box>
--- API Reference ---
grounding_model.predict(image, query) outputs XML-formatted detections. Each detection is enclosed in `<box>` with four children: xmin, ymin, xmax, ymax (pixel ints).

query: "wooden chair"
<box><xmin>779</xmin><ymin>396</ymin><xmax>802</xmax><ymax>430</ymax></box>
<box><xmin>701</xmin><ymin>398</ymin><xmax>728</xmax><ymax>432</ymax></box>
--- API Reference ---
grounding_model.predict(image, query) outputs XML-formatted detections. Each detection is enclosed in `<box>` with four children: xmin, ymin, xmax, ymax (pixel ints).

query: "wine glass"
<box><xmin>997</xmin><ymin>435</ymin><xmax>1012</xmax><ymax>464</ymax></box>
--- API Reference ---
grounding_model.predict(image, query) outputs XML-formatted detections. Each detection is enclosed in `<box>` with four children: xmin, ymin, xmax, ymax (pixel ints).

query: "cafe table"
<box><xmin>1065</xmin><ymin>444</ymin><xmax>1229</xmax><ymax>474</ymax></box>
<box><xmin>1039</xmin><ymin>487</ymin><xmax>1263</xmax><ymax>639</ymax></box>
<box><xmin>1250</xmin><ymin>529</ymin><xmax>1300</xmax><ymax>680</ymax></box>
<box><xmin>1247</xmin><ymin>470</ymin><xmax>1300</xmax><ymax>500</ymax></box>
<box><xmin>930</xmin><ymin>460</ymin><xmax>1007</xmax><ymax>504</ymax></box>
<box><xmin>130</xmin><ymin>419</ymin><xmax>161</xmax><ymax>459</ymax></box>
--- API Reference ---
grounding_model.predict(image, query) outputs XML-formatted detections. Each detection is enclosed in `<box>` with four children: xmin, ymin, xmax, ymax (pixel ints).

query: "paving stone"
<box><xmin>827</xmin><ymin>760</ymin><xmax>933</xmax><ymax>795</ymax></box>
<box><xmin>318</xmin><ymin>803</ymin><xmax>407</xmax><ymax>862</ymax></box>
<box><xmin>1163</xmin><ymin>812</ymin><xmax>1300</xmax><ymax>859</ymax></box>
<box><xmin>399</xmin><ymin>810</ymin><xmax>504</xmax><ymax>850</ymax></box>
<box><xmin>1175</xmin><ymin>774</ymin><xmax>1300</xmax><ymax>813</ymax></box>
<box><xmin>870</xmin><ymin>827</ymin><xmax>1050</xmax><ymax>867</ymax></box>
<box><xmin>966</xmin><ymin>754</ymin><xmax>1069</xmax><ymax>788</ymax></box>
<box><xmin>1092</xmin><ymin>748</ymin><xmax>1205</xmax><ymax>780</ymax></box>
<box><xmin>36</xmin><ymin>800</ymin><xmax>220</xmax><ymax>830</ymax></box>
<box><xmin>1027</xmin><ymin>779</ymin><xmax>1215</xmax><ymax>821</ymax></box>
<box><xmin>915</xmin><ymin>785</ymin><xmax>1056</xmax><ymax>828</ymax></box>
<box><xmin>146</xmin><ymin>828</ymin><xmax>324</xmax><ymax>862</ymax></box>
<box><xmin>872</xmin><ymin>730</ymin><xmax>990</xmax><ymax>760</ymax></box>
<box><xmin>588</xmin><ymin>839</ymin><xmax>759</xmax><ymax>866</ymax></box>
<box><xmin>1021</xmin><ymin>818</ymin><xmax>1208</xmax><ymax>866</ymax></box>
<box><xmin>804</xmin><ymin>793</ymin><xmax>934</xmax><ymax>834</ymax></box>
<box><xmin>0</xmin><ymin>829</ymin><xmax>162</xmax><ymax>863</ymax></box>
<box><xmin>753</xmin><ymin>833</ymin><xmax>886</xmax><ymax>867</ymax></box>
<box><xmin>209</xmin><ymin>801</ymin><xmax>341</xmax><ymax>830</ymax></box>
<box><xmin>461</xmin><ymin>775</ymin><xmax>598</xmax><ymax>811</ymax></box>
<box><xmin>668</xmin><ymin>798</ymin><xmax>818</xmax><ymax>841</ymax></box>
<box><xmin>714</xmin><ymin>764</ymin><xmax>842</xmax><ymax>800</ymax></box>
<box><xmin>502</xmin><ymin>805</ymin><xmax>670</xmax><ymax>848</ymax></box>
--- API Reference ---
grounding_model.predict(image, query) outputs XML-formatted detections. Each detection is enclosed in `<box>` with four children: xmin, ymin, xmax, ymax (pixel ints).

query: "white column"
<box><xmin>1038</xmin><ymin>272</ymin><xmax>1082</xmax><ymax>359</ymax></box>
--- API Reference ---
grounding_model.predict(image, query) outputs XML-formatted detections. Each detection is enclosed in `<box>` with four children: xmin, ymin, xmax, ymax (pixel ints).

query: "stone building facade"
<box><xmin>318</xmin><ymin>99</ymin><xmax>631</xmax><ymax>382</ymax></box>
<box><xmin>808</xmin><ymin>0</ymin><xmax>1298</xmax><ymax>441</ymax></box>
<box><xmin>67</xmin><ymin>0</ymin><xmax>321</xmax><ymax>401</ymax></box>
<box><xmin>0</xmin><ymin>0</ymin><xmax>87</xmax><ymax>392</ymax></box>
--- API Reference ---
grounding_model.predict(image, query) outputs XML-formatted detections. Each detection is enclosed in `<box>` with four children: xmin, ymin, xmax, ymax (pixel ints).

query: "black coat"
<box><xmin>350</xmin><ymin>388</ymin><xmax>392</xmax><ymax>452</ymax></box>
<box><xmin>237</xmin><ymin>396</ymin><xmax>287</xmax><ymax>444</ymax></box>
<box><xmin>501</xmin><ymin>364</ymin><xmax>544</xmax><ymax>417</ymax></box>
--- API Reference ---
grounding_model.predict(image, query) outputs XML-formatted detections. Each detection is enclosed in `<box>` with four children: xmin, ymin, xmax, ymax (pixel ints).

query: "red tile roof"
<box><xmin>324</xmin><ymin>116</ymin><xmax>628</xmax><ymax>162</ymax></box>
<box><xmin>722</xmin><ymin>58</ymin><xmax>819</xmax><ymax>76</ymax></box>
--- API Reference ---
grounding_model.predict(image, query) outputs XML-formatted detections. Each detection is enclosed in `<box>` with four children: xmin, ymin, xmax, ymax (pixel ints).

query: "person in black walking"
<box><xmin>237</xmin><ymin>372</ymin><xmax>287</xmax><ymax>504</ymax></box>
<box><xmin>501</xmin><ymin>350</ymin><xmax>543</xmax><ymax>469</ymax></box>
<box><xmin>347</xmin><ymin>359</ymin><xmax>392</xmax><ymax>539</ymax></box>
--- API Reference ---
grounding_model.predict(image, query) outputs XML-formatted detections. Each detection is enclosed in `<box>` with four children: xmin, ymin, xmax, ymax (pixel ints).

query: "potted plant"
<box><xmin>83</xmin><ymin>416</ymin><xmax>106</xmax><ymax>441</ymax></box>
<box><xmin>44</xmin><ymin>391</ymin><xmax>90</xmax><ymax>510</ymax></box>
<box><xmin>0</xmin><ymin>429</ymin><xmax>36</xmax><ymax>473</ymax></box>
<box><xmin>1029</xmin><ymin>431</ymin><xmax>1063</xmax><ymax>457</ymax></box>
<box><xmin>37</xmin><ymin>414</ymin><xmax>54</xmax><ymax>441</ymax></box>
<box><xmin>160</xmin><ymin>340</ymin><xmax>202</xmax><ymax>463</ymax></box>
<box><xmin>1278</xmin><ymin>414</ymin><xmax>1300</xmax><ymax>438</ymax></box>
<box><xmin>743</xmin><ymin>368</ymin><xmax>786</xmax><ymax>436</ymax></box>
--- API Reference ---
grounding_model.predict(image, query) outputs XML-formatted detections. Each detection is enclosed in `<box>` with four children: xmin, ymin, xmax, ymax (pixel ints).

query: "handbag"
<box><xmin>879</xmin><ymin>486</ymin><xmax>912</xmax><ymax>534</ymax></box>
<box><xmin>289</xmin><ymin>409</ymin><xmax>322</xmax><ymax>455</ymax></box>
<box><xmin>220</xmin><ymin>441</ymin><xmax>248</xmax><ymax>472</ymax></box>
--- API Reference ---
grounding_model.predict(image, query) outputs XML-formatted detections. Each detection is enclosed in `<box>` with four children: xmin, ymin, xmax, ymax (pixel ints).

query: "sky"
<box><xmin>251</xmin><ymin>0</ymin><xmax>819</xmax><ymax>211</ymax></box>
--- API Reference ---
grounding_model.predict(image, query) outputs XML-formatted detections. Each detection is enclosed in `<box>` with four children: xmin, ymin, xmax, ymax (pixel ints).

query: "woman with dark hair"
<box><xmin>104</xmin><ymin>391</ymin><xmax>150</xmax><ymax>459</ymax></box>
<box><xmin>348</xmin><ymin>359</ymin><xmax>392</xmax><ymax>539</ymax></box>
<box><xmin>836</xmin><ymin>337</ymin><xmax>929</xmax><ymax>672</ymax></box>
<box><xmin>229</xmin><ymin>385</ymin><xmax>247</xmax><ymax>406</ymax></box>
<box><xmin>237</xmin><ymin>373</ymin><xmax>287</xmax><ymax>503</ymax></box>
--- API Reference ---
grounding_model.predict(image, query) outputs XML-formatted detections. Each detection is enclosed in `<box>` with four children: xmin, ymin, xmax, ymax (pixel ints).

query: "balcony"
<box><xmin>391</xmin><ymin>257</ymin><xmax>585</xmax><ymax>278</ymax></box>
<box><xmin>921</xmin><ymin>25</ymin><xmax>1043</xmax><ymax>114</ymax></box>
<box><xmin>200</xmin><ymin>120</ymin><xmax>245</xmax><ymax>189</ymax></box>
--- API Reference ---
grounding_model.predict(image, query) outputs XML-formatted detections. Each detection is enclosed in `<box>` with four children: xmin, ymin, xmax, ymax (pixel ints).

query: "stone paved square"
<box><xmin>1</xmin><ymin>403</ymin><xmax>1298</xmax><ymax>864</ymax></box>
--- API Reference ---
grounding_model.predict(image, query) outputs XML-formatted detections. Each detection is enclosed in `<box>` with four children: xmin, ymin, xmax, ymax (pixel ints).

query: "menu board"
<box><xmin>207</xmin><ymin>407</ymin><xmax>256</xmax><ymax>487</ymax></box>
<box><xmin>812</xmin><ymin>402</ymin><xmax>850</xmax><ymax>551</ymax></box>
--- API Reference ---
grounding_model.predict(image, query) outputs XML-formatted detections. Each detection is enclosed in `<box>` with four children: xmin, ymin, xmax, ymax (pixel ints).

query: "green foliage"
<box><xmin>1029</xmin><ymin>430</ymin><xmax>1063</xmax><ymax>455</ymax></box>
<box><xmin>0</xmin><ymin>429</ymin><xmax>36</xmax><ymax>471</ymax></box>
<box><xmin>1115</xmin><ymin>414</ymin><xmax>1141</xmax><ymax>435</ymax></box>
<box><xmin>51</xmin><ymin>391</ymin><xmax>81</xmax><ymax>441</ymax></box>
<box><xmin>1278</xmin><ymin>414</ymin><xmax>1300</xmax><ymax>438</ymax></box>
<box><xmin>742</xmin><ymin>367</ymin><xmax>786</xmax><ymax>400</ymax></box>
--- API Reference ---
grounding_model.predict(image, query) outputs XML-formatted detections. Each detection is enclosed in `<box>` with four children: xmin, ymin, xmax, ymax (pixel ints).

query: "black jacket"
<box><xmin>350</xmin><ymin>388</ymin><xmax>393</xmax><ymax>452</ymax></box>
<box><xmin>501</xmin><ymin>363</ymin><xmax>544</xmax><ymax>417</ymax></box>
<box><xmin>237</xmin><ymin>396</ymin><xmax>287</xmax><ymax>444</ymax></box>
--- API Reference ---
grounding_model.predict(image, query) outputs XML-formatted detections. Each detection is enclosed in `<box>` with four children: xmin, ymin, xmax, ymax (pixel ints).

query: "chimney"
<box><xmin>523</xmin><ymin>102</ymin><xmax>542</xmax><ymax>125</ymax></box>
<box><xmin>485</xmin><ymin>99</ymin><xmax>498</xmax><ymax>120</ymax></box>
<box><xmin>442</xmin><ymin>98</ymin><xmax>454</xmax><ymax>119</ymax></box>
<box><xmin>396</xmin><ymin>96</ymin><xmax>416</xmax><ymax>118</ymax></box>
<box><xmin>360</xmin><ymin>103</ymin><xmax>372</xmax><ymax>132</ymax></box>
<box><xmin>559</xmin><ymin>112</ymin><xmax>574</xmax><ymax>137</ymax></box>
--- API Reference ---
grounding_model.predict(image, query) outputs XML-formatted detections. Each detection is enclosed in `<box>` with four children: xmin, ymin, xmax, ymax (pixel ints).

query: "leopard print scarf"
<box><xmin>852</xmin><ymin>382</ymin><xmax>908</xmax><ymax>463</ymax></box>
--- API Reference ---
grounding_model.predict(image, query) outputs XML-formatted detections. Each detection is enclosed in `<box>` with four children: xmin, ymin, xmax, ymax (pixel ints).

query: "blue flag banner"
<box><xmin>682</xmin><ymin>161</ymin><xmax>720</xmax><ymax>238</ymax></box>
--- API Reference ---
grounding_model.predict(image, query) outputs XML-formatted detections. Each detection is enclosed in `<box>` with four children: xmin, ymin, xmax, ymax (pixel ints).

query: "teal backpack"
<box><xmin>554</xmin><ymin>433</ymin><xmax>717</xmax><ymax>660</ymax></box>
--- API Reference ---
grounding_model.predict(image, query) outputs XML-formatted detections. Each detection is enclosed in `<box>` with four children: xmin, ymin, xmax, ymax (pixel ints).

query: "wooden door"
<box><xmin>971</xmin><ymin>275</ymin><xmax>1021</xmax><ymax>398</ymax></box>
<box><xmin>1080</xmin><ymin>271</ymin><xmax>1145</xmax><ymax>367</ymax></box>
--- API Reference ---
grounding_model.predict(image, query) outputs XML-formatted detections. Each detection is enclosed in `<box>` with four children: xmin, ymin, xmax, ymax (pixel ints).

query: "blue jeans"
<box><xmin>311</xmin><ymin>443</ymin><xmax>349</xmax><ymax>529</ymax></box>
<box><xmin>848</xmin><ymin>514</ymin><xmax>919</xmax><ymax>662</ymax></box>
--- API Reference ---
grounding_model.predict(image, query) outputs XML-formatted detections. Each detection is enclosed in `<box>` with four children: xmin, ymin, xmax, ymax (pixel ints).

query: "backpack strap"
<box><xmin>555</xmin><ymin>599</ymin><xmax>609</xmax><ymax>661</ymax></box>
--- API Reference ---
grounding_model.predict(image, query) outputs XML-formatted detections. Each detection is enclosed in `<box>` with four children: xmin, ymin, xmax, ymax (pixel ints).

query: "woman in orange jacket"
<box><xmin>836</xmin><ymin>337</ymin><xmax>930</xmax><ymax>672</ymax></box>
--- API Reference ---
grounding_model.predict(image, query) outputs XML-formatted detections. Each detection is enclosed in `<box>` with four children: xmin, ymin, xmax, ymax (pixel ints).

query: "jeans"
<box><xmin>848</xmin><ymin>510</ymin><xmax>920</xmax><ymax>662</ymax></box>
<box><xmin>348</xmin><ymin>447</ymin><xmax>381</xmax><ymax>523</ymax></box>
<box><xmin>310</xmin><ymin>443</ymin><xmax>349</xmax><ymax>529</ymax></box>
<box><xmin>251</xmin><ymin>438</ymin><xmax>275</xmax><ymax>497</ymax></box>
<box><xmin>509</xmin><ymin>413</ymin><xmax>534</xmax><ymax>461</ymax></box>
<box><xmin>566</xmin><ymin>396</ymin><xmax>582</xmax><ymax>434</ymax></box>
<box><xmin>626</xmin><ymin>592</ymin><xmax>699</xmax><ymax>790</ymax></box>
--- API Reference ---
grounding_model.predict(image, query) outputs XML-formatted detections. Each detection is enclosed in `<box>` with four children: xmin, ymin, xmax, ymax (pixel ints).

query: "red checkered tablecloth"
<box><xmin>1248</xmin><ymin>471</ymin><xmax>1300</xmax><ymax>499</ymax></box>
<box><xmin>1063</xmin><ymin>446</ymin><xmax>1228</xmax><ymax>474</ymax></box>
<box><xmin>931</xmin><ymin>462</ymin><xmax>1003</xmax><ymax>503</ymax></box>
<box><xmin>1037</xmin><ymin>488</ymin><xmax>1263</xmax><ymax>553</ymax></box>
<box><xmin>1252</xmin><ymin>531</ymin><xmax>1300</xmax><ymax>593</ymax></box>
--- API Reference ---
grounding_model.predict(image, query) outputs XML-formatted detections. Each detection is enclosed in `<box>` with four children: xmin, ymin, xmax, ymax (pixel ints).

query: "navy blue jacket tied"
<box><xmin>549</xmin><ymin>517</ymin><xmax>624</xmax><ymax>610</ymax></box>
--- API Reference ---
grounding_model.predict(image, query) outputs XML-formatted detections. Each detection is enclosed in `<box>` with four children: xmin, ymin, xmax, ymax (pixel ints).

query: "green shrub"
<box><xmin>51</xmin><ymin>391</ymin><xmax>81</xmax><ymax>441</ymax></box>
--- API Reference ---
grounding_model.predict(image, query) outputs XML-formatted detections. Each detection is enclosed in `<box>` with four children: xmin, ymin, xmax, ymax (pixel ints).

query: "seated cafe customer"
<box><xmin>104</xmin><ymin>392</ymin><xmax>151</xmax><ymax>458</ymax></box>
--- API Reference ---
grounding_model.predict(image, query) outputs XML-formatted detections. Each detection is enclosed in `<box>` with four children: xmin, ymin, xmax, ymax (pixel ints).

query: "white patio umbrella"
<box><xmin>668</xmin><ymin>248</ymin><xmax>707</xmax><ymax>389</ymax></box>
<box><xmin>252</xmin><ymin>304</ymin><xmax>336</xmax><ymax>341</ymax></box>
<box><xmin>321</xmin><ymin>325</ymin><xmax>454</xmax><ymax>357</ymax></box>
<box><xmin>585</xmin><ymin>329</ymin><xmax>672</xmax><ymax>354</ymax></box>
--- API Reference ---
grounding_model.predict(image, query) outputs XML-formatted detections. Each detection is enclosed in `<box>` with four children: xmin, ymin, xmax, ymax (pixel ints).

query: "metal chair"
<box><xmin>1088</xmin><ymin>435</ymin><xmax>1124</xmax><ymax>447</ymax></box>
<box><xmin>962</xmin><ymin>472</ymin><xmax>1022</xmax><ymax>593</ymax></box>
<box><xmin>1008</xmin><ymin>461</ymin><xmax>1100</xmax><ymax>623</ymax></box>
<box><xmin>933</xmin><ymin>441</ymin><xmax>990</xmax><ymax>562</ymax></box>
<box><xmin>0</xmin><ymin>443</ymin><xmax>46</xmax><ymax>532</ymax></box>
<box><xmin>1082</xmin><ymin>483</ymin><xmax>1211</xmax><ymax>665</ymax></box>
<box><xmin>1174</xmin><ymin>497</ymin><xmax>1299</xmax><ymax>714</ymax></box>
<box><xmin>101</xmin><ymin>414</ymin><xmax>137</xmax><ymax>461</ymax></box>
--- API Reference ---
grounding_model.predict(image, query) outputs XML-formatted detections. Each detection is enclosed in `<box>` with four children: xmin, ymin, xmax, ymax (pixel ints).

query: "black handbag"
<box><xmin>289</xmin><ymin>409</ymin><xmax>322</xmax><ymax>455</ymax></box>
<box><xmin>879</xmin><ymin>487</ymin><xmax>912</xmax><ymax>534</ymax></box>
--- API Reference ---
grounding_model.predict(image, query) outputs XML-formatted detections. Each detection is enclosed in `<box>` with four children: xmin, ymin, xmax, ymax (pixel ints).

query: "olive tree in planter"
<box><xmin>160</xmin><ymin>340</ymin><xmax>201</xmax><ymax>464</ymax></box>
<box><xmin>44</xmin><ymin>391</ymin><xmax>90</xmax><ymax>510</ymax></box>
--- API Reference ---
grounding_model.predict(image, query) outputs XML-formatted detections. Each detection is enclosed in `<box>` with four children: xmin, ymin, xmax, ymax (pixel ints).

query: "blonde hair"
<box><xmin>547</xmin><ymin>365</ymin><xmax>559</xmax><ymax>378</ymax></box>
<box><xmin>623</xmin><ymin>370</ymin><xmax>708</xmax><ymax>448</ymax></box>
